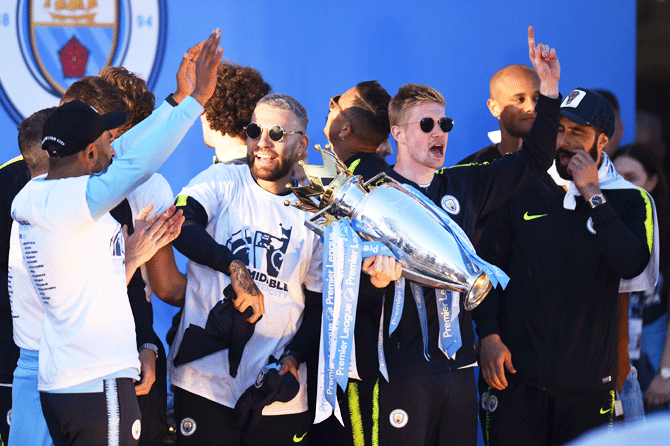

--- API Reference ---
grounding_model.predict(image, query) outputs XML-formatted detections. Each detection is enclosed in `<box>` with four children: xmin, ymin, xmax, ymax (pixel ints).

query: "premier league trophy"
<box><xmin>285</xmin><ymin>145</ymin><xmax>493</xmax><ymax>310</ymax></box>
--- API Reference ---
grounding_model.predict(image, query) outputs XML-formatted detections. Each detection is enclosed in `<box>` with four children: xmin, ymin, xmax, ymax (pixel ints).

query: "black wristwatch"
<box><xmin>165</xmin><ymin>93</ymin><xmax>179</xmax><ymax>107</ymax></box>
<box><xmin>588</xmin><ymin>193</ymin><xmax>607</xmax><ymax>209</ymax></box>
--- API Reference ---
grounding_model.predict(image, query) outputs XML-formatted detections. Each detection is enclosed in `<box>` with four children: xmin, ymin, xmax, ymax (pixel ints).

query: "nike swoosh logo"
<box><xmin>599</xmin><ymin>407</ymin><xmax>613</xmax><ymax>415</ymax></box>
<box><xmin>523</xmin><ymin>212</ymin><xmax>548</xmax><ymax>221</ymax></box>
<box><xmin>293</xmin><ymin>432</ymin><xmax>307</xmax><ymax>442</ymax></box>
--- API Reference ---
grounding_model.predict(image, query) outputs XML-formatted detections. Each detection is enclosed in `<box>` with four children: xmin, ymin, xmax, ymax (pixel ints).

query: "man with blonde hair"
<box><xmin>374</xmin><ymin>27</ymin><xmax>561</xmax><ymax>445</ymax></box>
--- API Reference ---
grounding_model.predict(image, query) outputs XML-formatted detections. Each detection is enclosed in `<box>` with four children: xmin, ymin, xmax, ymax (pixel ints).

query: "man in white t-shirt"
<box><xmin>10</xmin><ymin>29</ymin><xmax>222</xmax><ymax>446</ymax></box>
<box><xmin>168</xmin><ymin>93</ymin><xmax>399</xmax><ymax>445</ymax></box>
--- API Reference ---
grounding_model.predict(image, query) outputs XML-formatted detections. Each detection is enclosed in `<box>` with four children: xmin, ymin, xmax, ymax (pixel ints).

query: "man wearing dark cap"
<box><xmin>473</xmin><ymin>87</ymin><xmax>658</xmax><ymax>445</ymax></box>
<box><xmin>10</xmin><ymin>30</ymin><xmax>221</xmax><ymax>446</ymax></box>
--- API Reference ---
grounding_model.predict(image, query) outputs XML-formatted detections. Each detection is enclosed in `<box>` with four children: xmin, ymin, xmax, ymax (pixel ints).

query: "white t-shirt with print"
<box><xmin>168</xmin><ymin>163</ymin><xmax>322</xmax><ymax>415</ymax></box>
<box><xmin>11</xmin><ymin>175</ymin><xmax>140</xmax><ymax>391</ymax></box>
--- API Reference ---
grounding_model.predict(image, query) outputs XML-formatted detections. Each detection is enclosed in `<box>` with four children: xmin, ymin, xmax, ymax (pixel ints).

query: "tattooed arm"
<box><xmin>228</xmin><ymin>259</ymin><xmax>265</xmax><ymax>323</ymax></box>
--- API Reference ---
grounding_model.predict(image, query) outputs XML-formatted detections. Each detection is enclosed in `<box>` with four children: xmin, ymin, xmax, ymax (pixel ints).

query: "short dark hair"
<box><xmin>61</xmin><ymin>76</ymin><xmax>129</xmax><ymax>116</ymax></box>
<box><xmin>203</xmin><ymin>61</ymin><xmax>271</xmax><ymax>139</ymax></box>
<box><xmin>593</xmin><ymin>89</ymin><xmax>620</xmax><ymax>118</ymax></box>
<box><xmin>17</xmin><ymin>107</ymin><xmax>57</xmax><ymax>175</ymax></box>
<box><xmin>99</xmin><ymin>66</ymin><xmax>155</xmax><ymax>135</ymax></box>
<box><xmin>389</xmin><ymin>84</ymin><xmax>445</xmax><ymax>128</ymax></box>
<box><xmin>347</xmin><ymin>80</ymin><xmax>391</xmax><ymax>148</ymax></box>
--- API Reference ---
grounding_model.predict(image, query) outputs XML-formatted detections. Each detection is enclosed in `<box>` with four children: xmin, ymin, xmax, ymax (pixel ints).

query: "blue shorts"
<box><xmin>8</xmin><ymin>348</ymin><xmax>53</xmax><ymax>446</ymax></box>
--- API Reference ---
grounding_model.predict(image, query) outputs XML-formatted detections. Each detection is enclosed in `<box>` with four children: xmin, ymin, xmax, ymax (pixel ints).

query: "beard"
<box><xmin>555</xmin><ymin>138</ymin><xmax>600</xmax><ymax>181</ymax></box>
<box><xmin>247</xmin><ymin>150</ymin><xmax>296</xmax><ymax>183</ymax></box>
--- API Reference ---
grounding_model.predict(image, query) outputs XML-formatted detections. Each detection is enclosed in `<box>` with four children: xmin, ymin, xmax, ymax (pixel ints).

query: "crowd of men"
<box><xmin>0</xmin><ymin>25</ymin><xmax>661</xmax><ymax>446</ymax></box>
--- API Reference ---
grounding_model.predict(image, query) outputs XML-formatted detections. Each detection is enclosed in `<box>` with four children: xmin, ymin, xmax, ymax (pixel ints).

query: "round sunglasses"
<box><xmin>245</xmin><ymin>122</ymin><xmax>304</xmax><ymax>142</ymax></box>
<box><xmin>399</xmin><ymin>117</ymin><xmax>454</xmax><ymax>133</ymax></box>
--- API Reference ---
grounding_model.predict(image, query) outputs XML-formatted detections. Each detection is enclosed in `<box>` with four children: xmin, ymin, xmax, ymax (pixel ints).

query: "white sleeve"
<box><xmin>127</xmin><ymin>173</ymin><xmax>175</xmax><ymax>219</ymax></box>
<box><xmin>178</xmin><ymin>164</ymin><xmax>236</xmax><ymax>223</ymax></box>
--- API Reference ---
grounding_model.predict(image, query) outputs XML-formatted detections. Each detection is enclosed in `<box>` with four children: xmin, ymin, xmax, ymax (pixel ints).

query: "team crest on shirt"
<box><xmin>131</xmin><ymin>419</ymin><xmax>141</xmax><ymax>440</ymax></box>
<box><xmin>0</xmin><ymin>0</ymin><xmax>166</xmax><ymax>124</ymax></box>
<box><xmin>180</xmin><ymin>417</ymin><xmax>196</xmax><ymax>436</ymax></box>
<box><xmin>226</xmin><ymin>224</ymin><xmax>293</xmax><ymax>278</ymax></box>
<box><xmin>586</xmin><ymin>217</ymin><xmax>596</xmax><ymax>234</ymax></box>
<box><xmin>440</xmin><ymin>195</ymin><xmax>460</xmax><ymax>215</ymax></box>
<box><xmin>389</xmin><ymin>409</ymin><xmax>408</xmax><ymax>428</ymax></box>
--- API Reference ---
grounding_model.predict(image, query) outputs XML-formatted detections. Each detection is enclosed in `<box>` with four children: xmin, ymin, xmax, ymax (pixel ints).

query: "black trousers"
<box><xmin>173</xmin><ymin>386</ymin><xmax>311</xmax><ymax>446</ymax></box>
<box><xmin>376</xmin><ymin>367</ymin><xmax>478</xmax><ymax>446</ymax></box>
<box><xmin>137</xmin><ymin>340</ymin><xmax>167</xmax><ymax>446</ymax></box>
<box><xmin>40</xmin><ymin>377</ymin><xmax>142</xmax><ymax>446</ymax></box>
<box><xmin>478</xmin><ymin>375</ymin><xmax>615</xmax><ymax>446</ymax></box>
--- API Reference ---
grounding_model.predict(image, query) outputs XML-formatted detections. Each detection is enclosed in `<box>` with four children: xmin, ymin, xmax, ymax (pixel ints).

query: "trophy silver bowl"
<box><xmin>285</xmin><ymin>145</ymin><xmax>492</xmax><ymax>310</ymax></box>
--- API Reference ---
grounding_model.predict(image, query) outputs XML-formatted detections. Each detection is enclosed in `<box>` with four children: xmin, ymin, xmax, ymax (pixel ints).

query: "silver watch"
<box><xmin>140</xmin><ymin>343</ymin><xmax>159</xmax><ymax>359</ymax></box>
<box><xmin>588</xmin><ymin>193</ymin><xmax>607</xmax><ymax>209</ymax></box>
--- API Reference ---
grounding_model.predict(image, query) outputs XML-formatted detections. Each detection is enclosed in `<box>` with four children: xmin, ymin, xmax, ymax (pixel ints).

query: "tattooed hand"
<box><xmin>228</xmin><ymin>260</ymin><xmax>265</xmax><ymax>323</ymax></box>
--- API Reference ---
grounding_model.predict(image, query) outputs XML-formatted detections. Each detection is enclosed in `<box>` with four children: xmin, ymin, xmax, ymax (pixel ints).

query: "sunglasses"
<box><xmin>245</xmin><ymin>123</ymin><xmax>304</xmax><ymax>142</ymax></box>
<box><xmin>399</xmin><ymin>117</ymin><xmax>454</xmax><ymax>133</ymax></box>
<box><xmin>330</xmin><ymin>95</ymin><xmax>354</xmax><ymax>126</ymax></box>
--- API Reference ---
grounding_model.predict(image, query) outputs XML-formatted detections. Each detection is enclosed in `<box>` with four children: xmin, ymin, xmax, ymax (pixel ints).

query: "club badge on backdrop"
<box><xmin>0</xmin><ymin>0</ymin><xmax>166</xmax><ymax>124</ymax></box>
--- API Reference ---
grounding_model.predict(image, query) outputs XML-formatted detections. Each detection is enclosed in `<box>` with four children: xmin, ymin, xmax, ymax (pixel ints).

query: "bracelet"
<box><xmin>140</xmin><ymin>343</ymin><xmax>159</xmax><ymax>359</ymax></box>
<box><xmin>166</xmin><ymin>93</ymin><xmax>179</xmax><ymax>107</ymax></box>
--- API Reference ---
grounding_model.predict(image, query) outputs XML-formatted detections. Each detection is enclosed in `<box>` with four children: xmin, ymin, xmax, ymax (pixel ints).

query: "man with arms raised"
<box><xmin>473</xmin><ymin>88</ymin><xmax>654</xmax><ymax>445</ymax></box>
<box><xmin>10</xmin><ymin>30</ymin><xmax>221</xmax><ymax>446</ymax></box>
<box><xmin>374</xmin><ymin>27</ymin><xmax>560</xmax><ymax>445</ymax></box>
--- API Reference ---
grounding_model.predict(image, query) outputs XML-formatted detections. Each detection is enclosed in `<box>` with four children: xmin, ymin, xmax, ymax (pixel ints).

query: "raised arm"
<box><xmin>86</xmin><ymin>29</ymin><xmax>223</xmax><ymax>220</ymax></box>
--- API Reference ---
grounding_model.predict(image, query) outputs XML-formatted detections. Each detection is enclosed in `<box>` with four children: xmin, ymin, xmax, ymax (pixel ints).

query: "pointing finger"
<box><xmin>528</xmin><ymin>25</ymin><xmax>535</xmax><ymax>59</ymax></box>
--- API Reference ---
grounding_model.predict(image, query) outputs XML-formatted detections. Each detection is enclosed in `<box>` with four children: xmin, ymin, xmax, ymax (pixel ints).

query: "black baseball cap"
<box><xmin>560</xmin><ymin>88</ymin><xmax>615</xmax><ymax>139</ymax></box>
<box><xmin>41</xmin><ymin>100</ymin><xmax>126</xmax><ymax>158</ymax></box>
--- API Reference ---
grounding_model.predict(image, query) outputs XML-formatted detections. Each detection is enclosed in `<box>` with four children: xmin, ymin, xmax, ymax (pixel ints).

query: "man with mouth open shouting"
<box><xmin>472</xmin><ymin>87</ymin><xmax>657</xmax><ymax>445</ymax></box>
<box><xmin>374</xmin><ymin>27</ymin><xmax>561</xmax><ymax>445</ymax></box>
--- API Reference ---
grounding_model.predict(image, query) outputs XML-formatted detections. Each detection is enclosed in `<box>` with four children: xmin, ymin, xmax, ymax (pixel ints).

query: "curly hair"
<box><xmin>99</xmin><ymin>66</ymin><xmax>155</xmax><ymax>136</ymax></box>
<box><xmin>203</xmin><ymin>61</ymin><xmax>271</xmax><ymax>139</ymax></box>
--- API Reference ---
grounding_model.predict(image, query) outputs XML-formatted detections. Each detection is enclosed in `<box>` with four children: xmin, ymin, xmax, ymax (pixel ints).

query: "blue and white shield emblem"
<box><xmin>30</xmin><ymin>0</ymin><xmax>119</xmax><ymax>94</ymax></box>
<box><xmin>0</xmin><ymin>0</ymin><xmax>166</xmax><ymax>123</ymax></box>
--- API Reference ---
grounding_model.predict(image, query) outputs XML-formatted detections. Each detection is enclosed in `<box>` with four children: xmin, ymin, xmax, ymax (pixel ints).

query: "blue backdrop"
<box><xmin>0</xmin><ymin>0</ymin><xmax>636</xmax><ymax>379</ymax></box>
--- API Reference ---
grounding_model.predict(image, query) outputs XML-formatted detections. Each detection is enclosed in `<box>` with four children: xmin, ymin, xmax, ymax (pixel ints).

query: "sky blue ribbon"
<box><xmin>436</xmin><ymin>289</ymin><xmax>461</xmax><ymax>359</ymax></box>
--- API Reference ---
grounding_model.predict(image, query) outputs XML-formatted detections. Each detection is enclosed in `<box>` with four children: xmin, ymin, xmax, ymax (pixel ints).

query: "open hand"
<box><xmin>191</xmin><ymin>28</ymin><xmax>223</xmax><ymax>106</ymax></box>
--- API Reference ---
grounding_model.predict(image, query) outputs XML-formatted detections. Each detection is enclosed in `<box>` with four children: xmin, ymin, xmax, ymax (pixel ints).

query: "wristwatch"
<box><xmin>140</xmin><ymin>343</ymin><xmax>159</xmax><ymax>359</ymax></box>
<box><xmin>660</xmin><ymin>367</ymin><xmax>670</xmax><ymax>380</ymax></box>
<box><xmin>588</xmin><ymin>193</ymin><xmax>607</xmax><ymax>209</ymax></box>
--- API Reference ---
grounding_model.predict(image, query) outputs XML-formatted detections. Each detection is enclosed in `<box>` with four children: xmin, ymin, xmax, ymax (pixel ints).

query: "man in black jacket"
<box><xmin>473</xmin><ymin>88</ymin><xmax>654</xmax><ymax>445</ymax></box>
<box><xmin>373</xmin><ymin>27</ymin><xmax>560</xmax><ymax>446</ymax></box>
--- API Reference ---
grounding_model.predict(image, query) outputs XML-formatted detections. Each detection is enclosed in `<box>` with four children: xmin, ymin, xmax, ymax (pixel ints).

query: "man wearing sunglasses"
<box><xmin>168</xmin><ymin>93</ymin><xmax>397</xmax><ymax>445</ymax></box>
<box><xmin>372</xmin><ymin>27</ymin><xmax>561</xmax><ymax>445</ymax></box>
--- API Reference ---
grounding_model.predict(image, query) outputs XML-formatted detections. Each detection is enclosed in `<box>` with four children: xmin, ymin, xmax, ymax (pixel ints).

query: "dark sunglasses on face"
<box><xmin>244</xmin><ymin>122</ymin><xmax>304</xmax><ymax>142</ymax></box>
<box><xmin>400</xmin><ymin>117</ymin><xmax>454</xmax><ymax>133</ymax></box>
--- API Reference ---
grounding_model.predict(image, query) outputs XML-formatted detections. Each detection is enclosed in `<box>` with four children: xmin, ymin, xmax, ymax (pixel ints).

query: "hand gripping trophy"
<box><xmin>285</xmin><ymin>145</ymin><xmax>508</xmax><ymax>311</ymax></box>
